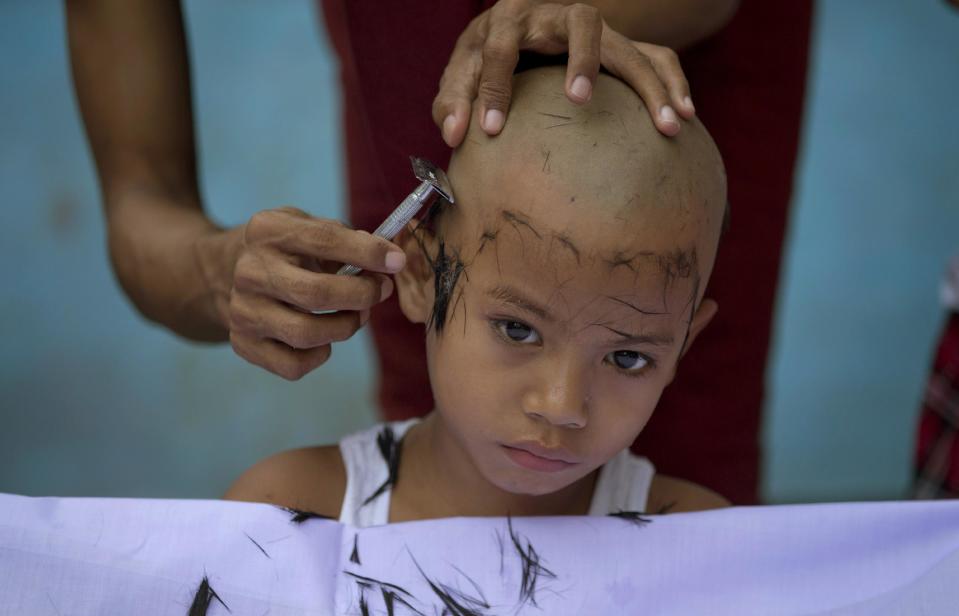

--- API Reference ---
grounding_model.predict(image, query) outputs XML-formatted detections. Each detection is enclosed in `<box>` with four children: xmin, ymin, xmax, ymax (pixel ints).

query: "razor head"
<box><xmin>411</xmin><ymin>156</ymin><xmax>455</xmax><ymax>203</ymax></box>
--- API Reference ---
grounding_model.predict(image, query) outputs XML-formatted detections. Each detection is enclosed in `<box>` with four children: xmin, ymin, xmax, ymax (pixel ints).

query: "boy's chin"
<box><xmin>486</xmin><ymin>463</ymin><xmax>586</xmax><ymax>498</ymax></box>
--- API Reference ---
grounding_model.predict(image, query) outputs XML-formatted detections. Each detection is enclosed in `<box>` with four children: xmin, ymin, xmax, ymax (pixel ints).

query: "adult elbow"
<box><xmin>708</xmin><ymin>0</ymin><xmax>742</xmax><ymax>37</ymax></box>
<box><xmin>613</xmin><ymin>0</ymin><xmax>743</xmax><ymax>49</ymax></box>
<box><xmin>672</xmin><ymin>0</ymin><xmax>742</xmax><ymax>49</ymax></box>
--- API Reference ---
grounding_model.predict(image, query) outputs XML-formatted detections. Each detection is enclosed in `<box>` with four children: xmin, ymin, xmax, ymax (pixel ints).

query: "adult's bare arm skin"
<box><xmin>66</xmin><ymin>0</ymin><xmax>404</xmax><ymax>380</ymax></box>
<box><xmin>585</xmin><ymin>0</ymin><xmax>741</xmax><ymax>50</ymax></box>
<box><xmin>433</xmin><ymin>0</ymin><xmax>740</xmax><ymax>147</ymax></box>
<box><xmin>66</xmin><ymin>0</ymin><xmax>217</xmax><ymax>337</ymax></box>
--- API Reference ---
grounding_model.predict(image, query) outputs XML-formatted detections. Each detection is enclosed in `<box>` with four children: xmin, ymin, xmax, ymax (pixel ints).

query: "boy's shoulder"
<box><xmin>647</xmin><ymin>474</ymin><xmax>731</xmax><ymax>514</ymax></box>
<box><xmin>223</xmin><ymin>444</ymin><xmax>346</xmax><ymax>519</ymax></box>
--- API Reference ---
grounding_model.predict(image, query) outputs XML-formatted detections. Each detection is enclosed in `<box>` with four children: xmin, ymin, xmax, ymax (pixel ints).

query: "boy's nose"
<box><xmin>521</xmin><ymin>362</ymin><xmax>590</xmax><ymax>429</ymax></box>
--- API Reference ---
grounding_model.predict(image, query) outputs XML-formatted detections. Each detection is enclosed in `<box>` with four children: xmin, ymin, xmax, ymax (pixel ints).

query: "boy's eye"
<box><xmin>606</xmin><ymin>350</ymin><xmax>650</xmax><ymax>373</ymax></box>
<box><xmin>495</xmin><ymin>320</ymin><xmax>541</xmax><ymax>344</ymax></box>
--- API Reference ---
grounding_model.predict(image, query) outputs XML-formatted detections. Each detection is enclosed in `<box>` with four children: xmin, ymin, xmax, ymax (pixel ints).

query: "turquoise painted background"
<box><xmin>1</xmin><ymin>1</ymin><xmax>956</xmax><ymax>502</ymax></box>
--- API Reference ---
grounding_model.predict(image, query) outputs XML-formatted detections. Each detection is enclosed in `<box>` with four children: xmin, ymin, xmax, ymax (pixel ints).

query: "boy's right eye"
<box><xmin>493</xmin><ymin>320</ymin><xmax>541</xmax><ymax>345</ymax></box>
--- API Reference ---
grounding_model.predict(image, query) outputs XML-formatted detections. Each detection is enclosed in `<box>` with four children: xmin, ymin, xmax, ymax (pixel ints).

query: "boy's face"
<box><xmin>398</xmin><ymin>160</ymin><xmax>717</xmax><ymax>497</ymax></box>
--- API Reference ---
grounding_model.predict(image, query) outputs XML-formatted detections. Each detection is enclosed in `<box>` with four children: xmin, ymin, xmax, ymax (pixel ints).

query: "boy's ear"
<box><xmin>393</xmin><ymin>221</ymin><xmax>436</xmax><ymax>325</ymax></box>
<box><xmin>680</xmin><ymin>298</ymin><xmax>717</xmax><ymax>360</ymax></box>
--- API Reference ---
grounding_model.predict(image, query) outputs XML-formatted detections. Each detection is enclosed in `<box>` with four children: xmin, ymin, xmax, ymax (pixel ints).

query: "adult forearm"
<box><xmin>66</xmin><ymin>0</ymin><xmax>230</xmax><ymax>340</ymax></box>
<box><xmin>584</xmin><ymin>0</ymin><xmax>741</xmax><ymax>49</ymax></box>
<box><xmin>106</xmin><ymin>189</ymin><xmax>236</xmax><ymax>342</ymax></box>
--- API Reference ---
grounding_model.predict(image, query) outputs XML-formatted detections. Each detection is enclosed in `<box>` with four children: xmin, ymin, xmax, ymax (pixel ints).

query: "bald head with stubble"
<box><xmin>423</xmin><ymin>65</ymin><xmax>727</xmax><ymax>329</ymax></box>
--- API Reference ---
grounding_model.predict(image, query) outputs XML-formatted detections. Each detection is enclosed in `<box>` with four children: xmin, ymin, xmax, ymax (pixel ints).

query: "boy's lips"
<box><xmin>502</xmin><ymin>441</ymin><xmax>578</xmax><ymax>473</ymax></box>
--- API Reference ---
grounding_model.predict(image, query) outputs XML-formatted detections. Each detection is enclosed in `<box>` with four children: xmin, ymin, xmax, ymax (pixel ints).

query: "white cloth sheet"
<box><xmin>1</xmin><ymin>493</ymin><xmax>958</xmax><ymax>615</ymax></box>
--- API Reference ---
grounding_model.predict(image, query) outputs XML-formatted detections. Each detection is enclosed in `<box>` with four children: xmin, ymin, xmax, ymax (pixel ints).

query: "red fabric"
<box><xmin>319</xmin><ymin>0</ymin><xmax>813</xmax><ymax>504</ymax></box>
<box><xmin>631</xmin><ymin>2</ymin><xmax>814</xmax><ymax>504</ymax></box>
<box><xmin>914</xmin><ymin>312</ymin><xmax>959</xmax><ymax>498</ymax></box>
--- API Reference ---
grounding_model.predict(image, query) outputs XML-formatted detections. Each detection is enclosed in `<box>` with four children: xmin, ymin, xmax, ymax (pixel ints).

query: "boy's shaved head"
<box><xmin>444</xmin><ymin>65</ymin><xmax>727</xmax><ymax>291</ymax></box>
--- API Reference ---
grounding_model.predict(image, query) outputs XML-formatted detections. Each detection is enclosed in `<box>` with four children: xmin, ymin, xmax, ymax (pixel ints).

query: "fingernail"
<box><xmin>379</xmin><ymin>277</ymin><xmax>394</xmax><ymax>302</ymax></box>
<box><xmin>385</xmin><ymin>250</ymin><xmax>406</xmax><ymax>272</ymax></box>
<box><xmin>659</xmin><ymin>105</ymin><xmax>680</xmax><ymax>132</ymax></box>
<box><xmin>442</xmin><ymin>114</ymin><xmax>456</xmax><ymax>145</ymax></box>
<box><xmin>483</xmin><ymin>109</ymin><xmax>504</xmax><ymax>134</ymax></box>
<box><xmin>660</xmin><ymin>105</ymin><xmax>679</xmax><ymax>124</ymax></box>
<box><xmin>683</xmin><ymin>96</ymin><xmax>695</xmax><ymax>112</ymax></box>
<box><xmin>570</xmin><ymin>75</ymin><xmax>592</xmax><ymax>102</ymax></box>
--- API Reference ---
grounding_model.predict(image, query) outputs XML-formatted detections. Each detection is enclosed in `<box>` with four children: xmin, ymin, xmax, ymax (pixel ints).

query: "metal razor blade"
<box><xmin>336</xmin><ymin>156</ymin><xmax>454</xmax><ymax>277</ymax></box>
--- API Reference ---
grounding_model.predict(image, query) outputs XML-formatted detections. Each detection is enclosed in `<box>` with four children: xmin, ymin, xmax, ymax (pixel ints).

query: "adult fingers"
<box><xmin>475</xmin><ymin>19</ymin><xmax>523</xmax><ymax>136</ymax></box>
<box><xmin>234</xmin><ymin>254</ymin><xmax>393</xmax><ymax>313</ymax></box>
<box><xmin>558</xmin><ymin>3</ymin><xmax>602</xmax><ymax>104</ymax></box>
<box><xmin>634</xmin><ymin>41</ymin><xmax>695</xmax><ymax>119</ymax></box>
<box><xmin>433</xmin><ymin>18</ymin><xmax>484</xmax><ymax>147</ymax></box>
<box><xmin>230</xmin><ymin>330</ymin><xmax>332</xmax><ymax>381</ymax></box>
<box><xmin>244</xmin><ymin>210</ymin><xmax>406</xmax><ymax>274</ymax></box>
<box><xmin>230</xmin><ymin>291</ymin><xmax>368</xmax><ymax>350</ymax></box>
<box><xmin>600</xmin><ymin>31</ymin><xmax>680</xmax><ymax>136</ymax></box>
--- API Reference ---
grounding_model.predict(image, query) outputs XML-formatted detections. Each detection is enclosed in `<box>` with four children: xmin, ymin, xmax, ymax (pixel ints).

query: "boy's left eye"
<box><xmin>494</xmin><ymin>320</ymin><xmax>541</xmax><ymax>344</ymax></box>
<box><xmin>605</xmin><ymin>350</ymin><xmax>649</xmax><ymax>373</ymax></box>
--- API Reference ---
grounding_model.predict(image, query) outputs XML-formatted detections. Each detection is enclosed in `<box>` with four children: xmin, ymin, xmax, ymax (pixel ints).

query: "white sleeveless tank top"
<box><xmin>338</xmin><ymin>419</ymin><xmax>656</xmax><ymax>527</ymax></box>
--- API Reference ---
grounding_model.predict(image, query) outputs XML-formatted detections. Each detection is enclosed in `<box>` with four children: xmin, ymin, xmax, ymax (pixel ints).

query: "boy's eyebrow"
<box><xmin>487</xmin><ymin>286</ymin><xmax>675</xmax><ymax>346</ymax></box>
<box><xmin>487</xmin><ymin>285</ymin><xmax>553</xmax><ymax>322</ymax></box>
<box><xmin>598</xmin><ymin>325</ymin><xmax>675</xmax><ymax>347</ymax></box>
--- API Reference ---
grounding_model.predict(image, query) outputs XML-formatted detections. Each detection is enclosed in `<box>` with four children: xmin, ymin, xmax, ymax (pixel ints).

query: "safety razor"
<box><xmin>336</xmin><ymin>156</ymin><xmax>454</xmax><ymax>277</ymax></box>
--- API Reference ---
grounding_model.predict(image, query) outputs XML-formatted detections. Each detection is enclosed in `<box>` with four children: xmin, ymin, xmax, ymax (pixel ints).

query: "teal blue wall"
<box><xmin>1</xmin><ymin>1</ymin><xmax>957</xmax><ymax>502</ymax></box>
<box><xmin>0</xmin><ymin>1</ymin><xmax>376</xmax><ymax>499</ymax></box>
<box><xmin>764</xmin><ymin>1</ymin><xmax>959</xmax><ymax>501</ymax></box>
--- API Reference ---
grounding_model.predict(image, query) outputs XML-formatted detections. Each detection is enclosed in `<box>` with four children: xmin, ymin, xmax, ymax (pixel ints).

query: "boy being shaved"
<box><xmin>226</xmin><ymin>65</ymin><xmax>729</xmax><ymax>523</ymax></box>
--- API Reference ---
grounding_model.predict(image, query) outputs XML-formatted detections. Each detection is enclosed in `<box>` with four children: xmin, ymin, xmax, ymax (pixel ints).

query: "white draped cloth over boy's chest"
<box><xmin>1</xmin><ymin>493</ymin><xmax>958</xmax><ymax>615</ymax></box>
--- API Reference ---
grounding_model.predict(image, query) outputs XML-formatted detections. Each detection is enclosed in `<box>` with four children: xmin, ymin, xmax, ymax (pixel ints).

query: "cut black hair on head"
<box><xmin>426</xmin><ymin>241</ymin><xmax>465</xmax><ymax>334</ymax></box>
<box><xmin>408</xmin><ymin>198</ymin><xmax>466</xmax><ymax>336</ymax></box>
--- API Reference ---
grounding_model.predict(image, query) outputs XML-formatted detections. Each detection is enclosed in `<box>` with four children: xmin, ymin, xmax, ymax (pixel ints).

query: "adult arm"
<box><xmin>586</xmin><ymin>0</ymin><xmax>740</xmax><ymax>50</ymax></box>
<box><xmin>434</xmin><ymin>0</ymin><xmax>740</xmax><ymax>147</ymax></box>
<box><xmin>66</xmin><ymin>0</ymin><xmax>402</xmax><ymax>379</ymax></box>
<box><xmin>66</xmin><ymin>0</ymin><xmax>221</xmax><ymax>339</ymax></box>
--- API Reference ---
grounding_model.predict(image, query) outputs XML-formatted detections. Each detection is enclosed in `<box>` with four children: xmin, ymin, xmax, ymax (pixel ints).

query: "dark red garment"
<box><xmin>914</xmin><ymin>312</ymin><xmax>959</xmax><ymax>499</ymax></box>
<box><xmin>319</xmin><ymin>0</ymin><xmax>813</xmax><ymax>504</ymax></box>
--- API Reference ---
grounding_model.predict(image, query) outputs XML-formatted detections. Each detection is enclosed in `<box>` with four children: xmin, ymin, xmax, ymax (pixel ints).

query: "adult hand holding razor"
<box><xmin>223</xmin><ymin>154</ymin><xmax>452</xmax><ymax>379</ymax></box>
<box><xmin>66</xmin><ymin>2</ymin><xmax>408</xmax><ymax>381</ymax></box>
<box><xmin>222</xmin><ymin>208</ymin><xmax>406</xmax><ymax>381</ymax></box>
<box><xmin>433</xmin><ymin>0</ymin><xmax>705</xmax><ymax>147</ymax></box>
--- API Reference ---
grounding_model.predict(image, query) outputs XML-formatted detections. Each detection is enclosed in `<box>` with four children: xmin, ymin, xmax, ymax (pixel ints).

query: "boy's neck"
<box><xmin>389</xmin><ymin>413</ymin><xmax>598</xmax><ymax>522</ymax></box>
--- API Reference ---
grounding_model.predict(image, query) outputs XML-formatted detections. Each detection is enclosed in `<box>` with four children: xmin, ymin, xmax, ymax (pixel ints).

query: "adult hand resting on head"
<box><xmin>433</xmin><ymin>0</ymin><xmax>703</xmax><ymax>147</ymax></box>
